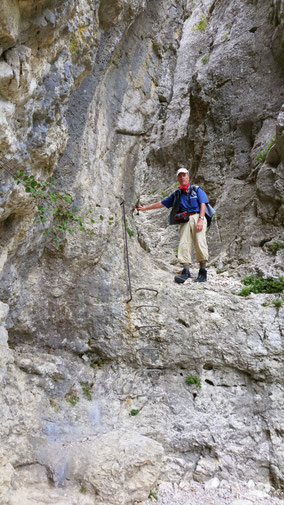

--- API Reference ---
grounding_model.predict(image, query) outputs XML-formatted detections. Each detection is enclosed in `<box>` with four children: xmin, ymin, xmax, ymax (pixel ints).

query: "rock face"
<box><xmin>0</xmin><ymin>0</ymin><xmax>283</xmax><ymax>503</ymax></box>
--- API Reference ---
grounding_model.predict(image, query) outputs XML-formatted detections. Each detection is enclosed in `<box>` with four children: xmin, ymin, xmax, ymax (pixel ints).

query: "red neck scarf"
<box><xmin>179</xmin><ymin>182</ymin><xmax>190</xmax><ymax>192</ymax></box>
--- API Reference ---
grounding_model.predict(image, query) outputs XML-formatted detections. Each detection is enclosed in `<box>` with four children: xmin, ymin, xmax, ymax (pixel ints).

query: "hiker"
<box><xmin>137</xmin><ymin>167</ymin><xmax>209</xmax><ymax>283</ymax></box>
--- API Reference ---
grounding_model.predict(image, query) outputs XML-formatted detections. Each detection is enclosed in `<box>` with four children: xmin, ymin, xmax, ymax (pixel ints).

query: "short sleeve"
<box><xmin>197</xmin><ymin>187</ymin><xmax>209</xmax><ymax>204</ymax></box>
<box><xmin>161</xmin><ymin>192</ymin><xmax>175</xmax><ymax>209</ymax></box>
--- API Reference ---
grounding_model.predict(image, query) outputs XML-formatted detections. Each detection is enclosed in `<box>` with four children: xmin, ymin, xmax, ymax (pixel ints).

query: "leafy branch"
<box><xmin>16</xmin><ymin>170</ymin><xmax>109</xmax><ymax>247</ymax></box>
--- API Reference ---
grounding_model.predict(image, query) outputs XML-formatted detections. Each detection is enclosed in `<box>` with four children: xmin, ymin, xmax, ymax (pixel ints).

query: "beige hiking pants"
<box><xmin>178</xmin><ymin>213</ymin><xmax>209</xmax><ymax>265</ymax></box>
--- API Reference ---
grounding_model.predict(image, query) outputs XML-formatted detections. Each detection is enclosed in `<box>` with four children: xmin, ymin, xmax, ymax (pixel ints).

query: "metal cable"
<box><xmin>120</xmin><ymin>200</ymin><xmax>132</xmax><ymax>303</ymax></box>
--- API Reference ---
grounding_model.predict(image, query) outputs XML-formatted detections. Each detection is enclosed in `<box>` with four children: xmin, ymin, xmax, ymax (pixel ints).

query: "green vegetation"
<box><xmin>130</xmin><ymin>409</ymin><xmax>139</xmax><ymax>416</ymax></box>
<box><xmin>69</xmin><ymin>24</ymin><xmax>86</xmax><ymax>54</ymax></box>
<box><xmin>161</xmin><ymin>182</ymin><xmax>180</xmax><ymax>199</ymax></box>
<box><xmin>160</xmin><ymin>190</ymin><xmax>169</xmax><ymax>199</ymax></box>
<box><xmin>80</xmin><ymin>381</ymin><xmax>94</xmax><ymax>401</ymax></box>
<box><xmin>90</xmin><ymin>358</ymin><xmax>103</xmax><ymax>369</ymax></box>
<box><xmin>238</xmin><ymin>275</ymin><xmax>284</xmax><ymax>297</ymax></box>
<box><xmin>215</xmin><ymin>212</ymin><xmax>221</xmax><ymax>221</ymax></box>
<box><xmin>216</xmin><ymin>267</ymin><xmax>226</xmax><ymax>274</ymax></box>
<box><xmin>184</xmin><ymin>11</ymin><xmax>191</xmax><ymax>21</ymax></box>
<box><xmin>125</xmin><ymin>218</ymin><xmax>134</xmax><ymax>237</ymax></box>
<box><xmin>80</xmin><ymin>485</ymin><xmax>87</xmax><ymax>494</ymax></box>
<box><xmin>65</xmin><ymin>387</ymin><xmax>80</xmax><ymax>406</ymax></box>
<box><xmin>268</xmin><ymin>241</ymin><xmax>284</xmax><ymax>254</ymax></box>
<box><xmin>16</xmin><ymin>170</ymin><xmax>113</xmax><ymax>247</ymax></box>
<box><xmin>148</xmin><ymin>490</ymin><xmax>158</xmax><ymax>500</ymax></box>
<box><xmin>126</xmin><ymin>226</ymin><xmax>134</xmax><ymax>237</ymax></box>
<box><xmin>256</xmin><ymin>137</ymin><xmax>275</xmax><ymax>163</ymax></box>
<box><xmin>192</xmin><ymin>13</ymin><xmax>208</xmax><ymax>33</ymax></box>
<box><xmin>202</xmin><ymin>55</ymin><xmax>209</xmax><ymax>64</ymax></box>
<box><xmin>173</xmin><ymin>246</ymin><xmax>178</xmax><ymax>253</ymax></box>
<box><xmin>272</xmin><ymin>298</ymin><xmax>283</xmax><ymax>310</ymax></box>
<box><xmin>221</xmin><ymin>32</ymin><xmax>229</xmax><ymax>41</ymax></box>
<box><xmin>186</xmin><ymin>375</ymin><xmax>202</xmax><ymax>388</ymax></box>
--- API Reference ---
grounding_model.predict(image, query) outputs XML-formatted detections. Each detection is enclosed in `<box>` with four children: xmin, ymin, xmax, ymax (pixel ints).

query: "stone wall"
<box><xmin>0</xmin><ymin>0</ymin><xmax>283</xmax><ymax>503</ymax></box>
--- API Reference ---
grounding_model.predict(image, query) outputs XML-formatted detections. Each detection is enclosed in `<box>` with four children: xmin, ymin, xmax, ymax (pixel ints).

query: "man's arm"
<box><xmin>196</xmin><ymin>202</ymin><xmax>206</xmax><ymax>232</ymax></box>
<box><xmin>137</xmin><ymin>201</ymin><xmax>164</xmax><ymax>211</ymax></box>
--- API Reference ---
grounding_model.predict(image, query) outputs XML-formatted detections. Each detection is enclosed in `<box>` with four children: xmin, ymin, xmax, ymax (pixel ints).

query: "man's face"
<box><xmin>177</xmin><ymin>172</ymin><xmax>189</xmax><ymax>185</ymax></box>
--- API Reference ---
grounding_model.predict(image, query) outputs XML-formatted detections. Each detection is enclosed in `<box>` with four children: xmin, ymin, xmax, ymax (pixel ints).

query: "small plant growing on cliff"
<box><xmin>65</xmin><ymin>387</ymin><xmax>80</xmax><ymax>406</ymax></box>
<box><xmin>125</xmin><ymin>219</ymin><xmax>134</xmax><ymax>237</ymax></box>
<box><xmin>238</xmin><ymin>275</ymin><xmax>284</xmax><ymax>296</ymax></box>
<box><xmin>268</xmin><ymin>241</ymin><xmax>284</xmax><ymax>254</ymax></box>
<box><xmin>80</xmin><ymin>381</ymin><xmax>94</xmax><ymax>401</ymax></box>
<box><xmin>16</xmin><ymin>170</ymin><xmax>112</xmax><ymax>247</ymax></box>
<box><xmin>256</xmin><ymin>137</ymin><xmax>275</xmax><ymax>163</ymax></box>
<box><xmin>130</xmin><ymin>409</ymin><xmax>139</xmax><ymax>416</ymax></box>
<box><xmin>202</xmin><ymin>55</ymin><xmax>209</xmax><ymax>64</ymax></box>
<box><xmin>69</xmin><ymin>24</ymin><xmax>87</xmax><ymax>54</ymax></box>
<box><xmin>272</xmin><ymin>298</ymin><xmax>283</xmax><ymax>309</ymax></box>
<box><xmin>148</xmin><ymin>490</ymin><xmax>158</xmax><ymax>500</ymax></box>
<box><xmin>216</xmin><ymin>267</ymin><xmax>226</xmax><ymax>274</ymax></box>
<box><xmin>186</xmin><ymin>375</ymin><xmax>202</xmax><ymax>388</ymax></box>
<box><xmin>221</xmin><ymin>32</ymin><xmax>229</xmax><ymax>41</ymax></box>
<box><xmin>192</xmin><ymin>14</ymin><xmax>208</xmax><ymax>33</ymax></box>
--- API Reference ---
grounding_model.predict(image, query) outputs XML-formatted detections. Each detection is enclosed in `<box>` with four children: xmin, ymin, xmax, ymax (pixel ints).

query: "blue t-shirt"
<box><xmin>162</xmin><ymin>186</ymin><xmax>209</xmax><ymax>213</ymax></box>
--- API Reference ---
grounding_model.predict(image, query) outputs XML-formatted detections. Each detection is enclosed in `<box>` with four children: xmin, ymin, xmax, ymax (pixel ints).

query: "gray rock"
<box><xmin>0</xmin><ymin>0</ymin><xmax>283</xmax><ymax>502</ymax></box>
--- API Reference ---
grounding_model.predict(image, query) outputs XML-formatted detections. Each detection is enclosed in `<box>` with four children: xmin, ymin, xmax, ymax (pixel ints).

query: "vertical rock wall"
<box><xmin>0</xmin><ymin>0</ymin><xmax>283</xmax><ymax>503</ymax></box>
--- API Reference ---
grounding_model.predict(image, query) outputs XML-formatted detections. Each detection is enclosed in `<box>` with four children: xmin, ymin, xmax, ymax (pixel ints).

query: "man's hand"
<box><xmin>197</xmin><ymin>203</ymin><xmax>206</xmax><ymax>232</ymax></box>
<box><xmin>196</xmin><ymin>219</ymin><xmax>204</xmax><ymax>233</ymax></box>
<box><xmin>136</xmin><ymin>201</ymin><xmax>164</xmax><ymax>212</ymax></box>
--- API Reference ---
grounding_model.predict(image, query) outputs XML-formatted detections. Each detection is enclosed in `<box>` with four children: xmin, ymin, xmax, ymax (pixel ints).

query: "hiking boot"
<box><xmin>174</xmin><ymin>268</ymin><xmax>191</xmax><ymax>284</ymax></box>
<box><xmin>194</xmin><ymin>268</ymin><xmax>207</xmax><ymax>283</ymax></box>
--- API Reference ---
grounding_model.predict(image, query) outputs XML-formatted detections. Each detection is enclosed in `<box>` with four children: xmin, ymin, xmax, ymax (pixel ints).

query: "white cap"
<box><xmin>176</xmin><ymin>167</ymin><xmax>189</xmax><ymax>176</ymax></box>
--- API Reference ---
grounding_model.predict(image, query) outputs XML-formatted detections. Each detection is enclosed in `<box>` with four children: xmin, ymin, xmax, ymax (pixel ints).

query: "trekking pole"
<box><xmin>120</xmin><ymin>200</ymin><xmax>132</xmax><ymax>303</ymax></box>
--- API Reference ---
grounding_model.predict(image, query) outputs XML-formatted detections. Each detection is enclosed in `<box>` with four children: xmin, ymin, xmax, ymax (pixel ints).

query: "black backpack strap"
<box><xmin>169</xmin><ymin>189</ymin><xmax>181</xmax><ymax>225</ymax></box>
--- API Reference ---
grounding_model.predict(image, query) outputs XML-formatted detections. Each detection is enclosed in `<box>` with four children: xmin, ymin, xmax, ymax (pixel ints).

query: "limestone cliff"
<box><xmin>0</xmin><ymin>1</ymin><xmax>283</xmax><ymax>504</ymax></box>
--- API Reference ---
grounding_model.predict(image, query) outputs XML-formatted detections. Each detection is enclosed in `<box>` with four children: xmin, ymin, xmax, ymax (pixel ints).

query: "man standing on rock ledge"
<box><xmin>137</xmin><ymin>167</ymin><xmax>209</xmax><ymax>283</ymax></box>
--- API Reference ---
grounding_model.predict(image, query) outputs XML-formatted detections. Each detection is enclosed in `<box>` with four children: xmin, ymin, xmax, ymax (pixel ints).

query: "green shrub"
<box><xmin>186</xmin><ymin>375</ymin><xmax>202</xmax><ymax>388</ymax></box>
<box><xmin>238</xmin><ymin>275</ymin><xmax>284</xmax><ymax>296</ymax></box>
<box><xmin>148</xmin><ymin>490</ymin><xmax>158</xmax><ymax>500</ymax></box>
<box><xmin>130</xmin><ymin>409</ymin><xmax>139</xmax><ymax>416</ymax></box>
<box><xmin>15</xmin><ymin>170</ymin><xmax>113</xmax><ymax>247</ymax></box>
<box><xmin>65</xmin><ymin>388</ymin><xmax>80</xmax><ymax>406</ymax></box>
<box><xmin>268</xmin><ymin>241</ymin><xmax>284</xmax><ymax>254</ymax></box>
<box><xmin>272</xmin><ymin>298</ymin><xmax>283</xmax><ymax>309</ymax></box>
<box><xmin>256</xmin><ymin>137</ymin><xmax>275</xmax><ymax>163</ymax></box>
<box><xmin>202</xmin><ymin>55</ymin><xmax>209</xmax><ymax>64</ymax></box>
<box><xmin>192</xmin><ymin>13</ymin><xmax>208</xmax><ymax>32</ymax></box>
<box><xmin>125</xmin><ymin>219</ymin><xmax>134</xmax><ymax>237</ymax></box>
<box><xmin>216</xmin><ymin>267</ymin><xmax>226</xmax><ymax>274</ymax></box>
<box><xmin>80</xmin><ymin>381</ymin><xmax>94</xmax><ymax>401</ymax></box>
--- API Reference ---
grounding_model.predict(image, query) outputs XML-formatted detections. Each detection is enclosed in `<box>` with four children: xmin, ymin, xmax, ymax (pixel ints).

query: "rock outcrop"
<box><xmin>0</xmin><ymin>0</ymin><xmax>283</xmax><ymax>503</ymax></box>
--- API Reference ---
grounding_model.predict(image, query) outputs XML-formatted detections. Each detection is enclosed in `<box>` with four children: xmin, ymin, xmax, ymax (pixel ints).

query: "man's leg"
<box><xmin>192</xmin><ymin>215</ymin><xmax>208</xmax><ymax>282</ymax></box>
<box><xmin>175</xmin><ymin>221</ymin><xmax>192</xmax><ymax>283</ymax></box>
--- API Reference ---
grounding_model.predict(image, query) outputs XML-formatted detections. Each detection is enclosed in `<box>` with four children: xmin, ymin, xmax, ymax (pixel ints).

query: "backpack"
<box><xmin>190</xmin><ymin>185</ymin><xmax>215</xmax><ymax>228</ymax></box>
